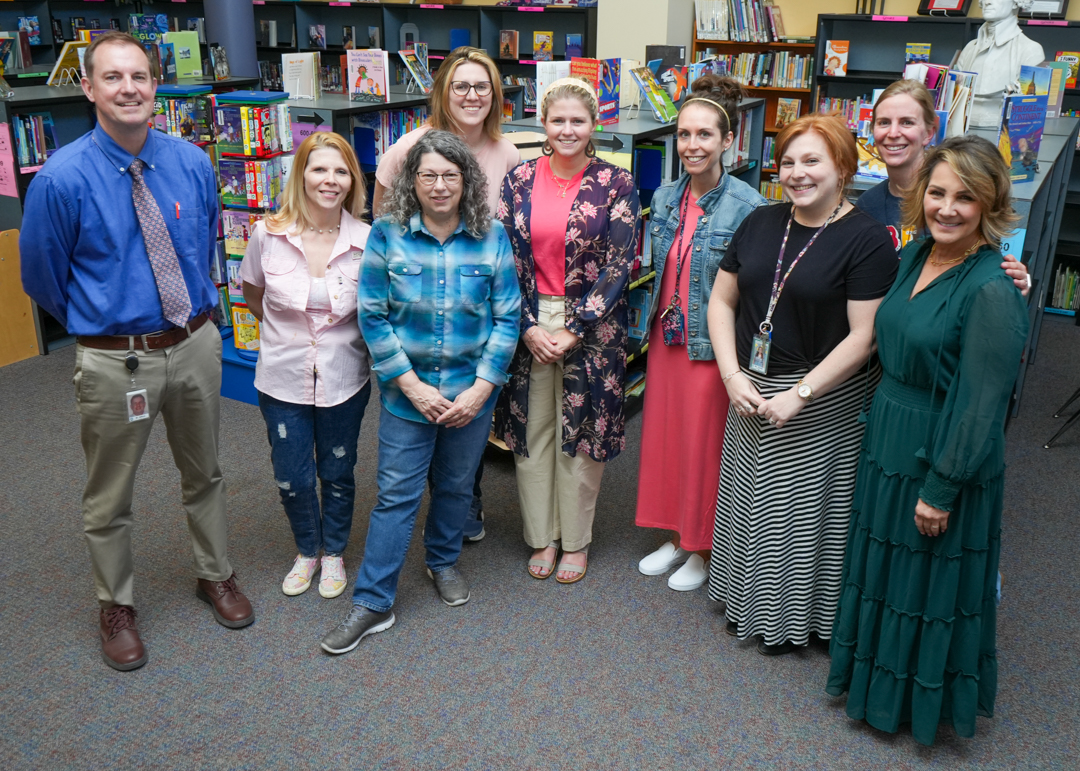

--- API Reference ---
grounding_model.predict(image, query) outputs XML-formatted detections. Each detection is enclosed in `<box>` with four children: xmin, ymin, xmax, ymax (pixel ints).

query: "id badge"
<box><xmin>749</xmin><ymin>332</ymin><xmax>771</xmax><ymax>374</ymax></box>
<box><xmin>660</xmin><ymin>304</ymin><xmax>685</xmax><ymax>346</ymax></box>
<box><xmin>126</xmin><ymin>389</ymin><xmax>150</xmax><ymax>422</ymax></box>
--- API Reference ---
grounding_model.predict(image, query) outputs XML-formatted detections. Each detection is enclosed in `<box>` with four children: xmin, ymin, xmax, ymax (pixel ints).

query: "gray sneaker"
<box><xmin>426</xmin><ymin>566</ymin><xmax>471</xmax><ymax>607</ymax></box>
<box><xmin>320</xmin><ymin>605</ymin><xmax>395</xmax><ymax>654</ymax></box>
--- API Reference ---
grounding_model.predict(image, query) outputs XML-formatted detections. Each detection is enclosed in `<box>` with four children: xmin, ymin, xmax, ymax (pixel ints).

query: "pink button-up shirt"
<box><xmin>239</xmin><ymin>211</ymin><xmax>372</xmax><ymax>407</ymax></box>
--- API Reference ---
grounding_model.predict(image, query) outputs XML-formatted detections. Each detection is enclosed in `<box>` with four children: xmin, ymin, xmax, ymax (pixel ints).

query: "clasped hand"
<box><xmin>725</xmin><ymin>376</ymin><xmax>805</xmax><ymax>429</ymax></box>
<box><xmin>524</xmin><ymin>326</ymin><xmax>580</xmax><ymax>365</ymax></box>
<box><xmin>399</xmin><ymin>374</ymin><xmax>494</xmax><ymax>428</ymax></box>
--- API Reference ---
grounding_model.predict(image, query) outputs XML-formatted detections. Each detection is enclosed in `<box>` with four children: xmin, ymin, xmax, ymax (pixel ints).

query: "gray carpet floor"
<box><xmin>1</xmin><ymin>316</ymin><xmax>1078</xmax><ymax>770</ymax></box>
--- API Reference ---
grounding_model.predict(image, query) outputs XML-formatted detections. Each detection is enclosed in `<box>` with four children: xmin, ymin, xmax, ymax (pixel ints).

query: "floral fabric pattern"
<box><xmin>494</xmin><ymin>158</ymin><xmax>641</xmax><ymax>462</ymax></box>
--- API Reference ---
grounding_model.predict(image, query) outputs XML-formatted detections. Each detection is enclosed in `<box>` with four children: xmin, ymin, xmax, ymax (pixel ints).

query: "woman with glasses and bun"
<box><xmin>372</xmin><ymin>46</ymin><xmax>521</xmax><ymax>541</ymax></box>
<box><xmin>494</xmin><ymin>77</ymin><xmax>641</xmax><ymax>584</ymax></box>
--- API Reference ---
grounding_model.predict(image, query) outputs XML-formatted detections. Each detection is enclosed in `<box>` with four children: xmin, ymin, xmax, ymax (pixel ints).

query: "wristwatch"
<box><xmin>797</xmin><ymin>380</ymin><xmax>815</xmax><ymax>402</ymax></box>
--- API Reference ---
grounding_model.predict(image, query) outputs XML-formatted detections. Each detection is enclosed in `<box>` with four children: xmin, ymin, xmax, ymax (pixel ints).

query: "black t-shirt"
<box><xmin>720</xmin><ymin>203</ymin><xmax>897</xmax><ymax>375</ymax></box>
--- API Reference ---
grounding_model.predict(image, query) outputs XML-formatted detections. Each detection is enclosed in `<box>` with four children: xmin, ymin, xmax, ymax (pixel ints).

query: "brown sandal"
<box><xmin>527</xmin><ymin>542</ymin><xmax>559</xmax><ymax>580</ymax></box>
<box><xmin>555</xmin><ymin>546</ymin><xmax>588</xmax><ymax>584</ymax></box>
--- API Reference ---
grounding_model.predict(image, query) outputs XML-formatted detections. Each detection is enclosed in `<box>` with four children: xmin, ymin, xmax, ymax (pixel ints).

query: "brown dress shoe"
<box><xmin>196</xmin><ymin>573</ymin><xmax>255</xmax><ymax>629</ymax></box>
<box><xmin>100</xmin><ymin>606</ymin><xmax>147</xmax><ymax>671</ymax></box>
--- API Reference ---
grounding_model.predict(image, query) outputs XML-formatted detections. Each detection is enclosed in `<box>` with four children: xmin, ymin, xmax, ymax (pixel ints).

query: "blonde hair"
<box><xmin>901</xmin><ymin>135</ymin><xmax>1020</xmax><ymax>249</ymax></box>
<box><xmin>540</xmin><ymin>76</ymin><xmax>600</xmax><ymax>123</ymax></box>
<box><xmin>265</xmin><ymin>132</ymin><xmax>367</xmax><ymax>234</ymax></box>
<box><xmin>428</xmin><ymin>46</ymin><xmax>505</xmax><ymax>143</ymax></box>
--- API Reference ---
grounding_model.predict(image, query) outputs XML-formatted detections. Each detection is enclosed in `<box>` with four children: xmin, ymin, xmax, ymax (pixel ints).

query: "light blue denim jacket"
<box><xmin>645</xmin><ymin>172</ymin><xmax>766</xmax><ymax>360</ymax></box>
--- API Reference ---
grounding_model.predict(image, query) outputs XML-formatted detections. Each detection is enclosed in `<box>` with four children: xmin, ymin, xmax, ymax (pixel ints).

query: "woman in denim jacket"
<box><xmin>634</xmin><ymin>75</ymin><xmax>765</xmax><ymax>591</ymax></box>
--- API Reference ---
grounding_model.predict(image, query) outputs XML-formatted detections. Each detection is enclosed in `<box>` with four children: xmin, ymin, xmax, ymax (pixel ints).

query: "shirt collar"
<box><xmin>283</xmin><ymin>209</ymin><xmax>372</xmax><ymax>258</ymax></box>
<box><xmin>91</xmin><ymin>123</ymin><xmax>158</xmax><ymax>177</ymax></box>
<box><xmin>408</xmin><ymin>211</ymin><xmax>467</xmax><ymax>239</ymax></box>
<box><xmin>976</xmin><ymin>16</ymin><xmax>1023</xmax><ymax>50</ymax></box>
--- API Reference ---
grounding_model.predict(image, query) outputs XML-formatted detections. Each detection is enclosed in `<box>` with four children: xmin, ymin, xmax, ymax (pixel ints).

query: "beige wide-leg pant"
<box><xmin>515</xmin><ymin>295</ymin><xmax>605</xmax><ymax>553</ymax></box>
<box><xmin>74</xmin><ymin>321</ymin><xmax>233</xmax><ymax>608</ymax></box>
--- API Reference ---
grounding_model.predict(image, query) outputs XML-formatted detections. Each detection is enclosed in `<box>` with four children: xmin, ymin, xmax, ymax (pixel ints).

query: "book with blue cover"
<box><xmin>565</xmin><ymin>33</ymin><xmax>583</xmax><ymax>59</ymax></box>
<box><xmin>998</xmin><ymin>93</ymin><xmax>1047</xmax><ymax>183</ymax></box>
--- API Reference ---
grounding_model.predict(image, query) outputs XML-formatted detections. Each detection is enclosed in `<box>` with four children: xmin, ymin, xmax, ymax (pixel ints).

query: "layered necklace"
<box><xmin>929</xmin><ymin>237</ymin><xmax>981</xmax><ymax>266</ymax></box>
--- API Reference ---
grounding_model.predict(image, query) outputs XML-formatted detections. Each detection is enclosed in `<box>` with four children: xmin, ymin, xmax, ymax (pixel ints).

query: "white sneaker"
<box><xmin>282</xmin><ymin>555</ymin><xmax>320</xmax><ymax>596</ymax></box>
<box><xmin>638</xmin><ymin>541</ymin><xmax>691</xmax><ymax>576</ymax></box>
<box><xmin>319</xmin><ymin>555</ymin><xmax>348</xmax><ymax>599</ymax></box>
<box><xmin>668</xmin><ymin>553</ymin><xmax>708</xmax><ymax>591</ymax></box>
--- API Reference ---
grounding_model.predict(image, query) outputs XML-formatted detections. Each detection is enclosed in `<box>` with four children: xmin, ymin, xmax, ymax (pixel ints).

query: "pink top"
<box><xmin>239</xmin><ymin>210</ymin><xmax>372</xmax><ymax>407</ymax></box>
<box><xmin>529</xmin><ymin>155</ymin><xmax>585</xmax><ymax>296</ymax></box>
<box><xmin>375</xmin><ymin>124</ymin><xmax>521</xmax><ymax>215</ymax></box>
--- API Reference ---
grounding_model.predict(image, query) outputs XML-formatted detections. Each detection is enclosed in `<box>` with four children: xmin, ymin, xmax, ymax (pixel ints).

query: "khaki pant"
<box><xmin>514</xmin><ymin>295</ymin><xmax>604</xmax><ymax>552</ymax></box>
<box><xmin>74</xmin><ymin>321</ymin><xmax>232</xmax><ymax>608</ymax></box>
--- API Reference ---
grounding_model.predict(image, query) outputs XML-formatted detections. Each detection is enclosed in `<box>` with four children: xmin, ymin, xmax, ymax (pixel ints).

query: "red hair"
<box><xmin>774</xmin><ymin>113</ymin><xmax>858</xmax><ymax>190</ymax></box>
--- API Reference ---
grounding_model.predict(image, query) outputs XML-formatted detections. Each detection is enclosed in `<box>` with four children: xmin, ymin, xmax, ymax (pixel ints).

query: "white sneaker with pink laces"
<box><xmin>282</xmin><ymin>555</ymin><xmax>320</xmax><ymax>596</ymax></box>
<box><xmin>319</xmin><ymin>555</ymin><xmax>347</xmax><ymax>599</ymax></box>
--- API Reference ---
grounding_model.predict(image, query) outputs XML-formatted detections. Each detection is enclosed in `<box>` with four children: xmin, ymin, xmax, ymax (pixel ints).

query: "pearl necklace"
<box><xmin>308</xmin><ymin>224</ymin><xmax>340</xmax><ymax>234</ymax></box>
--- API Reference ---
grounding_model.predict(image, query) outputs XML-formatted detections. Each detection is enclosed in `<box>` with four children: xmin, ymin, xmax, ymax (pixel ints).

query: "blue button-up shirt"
<box><xmin>359</xmin><ymin>213</ymin><xmax>521</xmax><ymax>424</ymax></box>
<box><xmin>20</xmin><ymin>124</ymin><xmax>219</xmax><ymax>335</ymax></box>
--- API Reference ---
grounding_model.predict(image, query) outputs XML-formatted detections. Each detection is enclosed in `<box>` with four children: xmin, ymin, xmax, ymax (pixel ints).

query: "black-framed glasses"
<box><xmin>416</xmin><ymin>171</ymin><xmax>463</xmax><ymax>186</ymax></box>
<box><xmin>450</xmin><ymin>80</ymin><xmax>492</xmax><ymax>97</ymax></box>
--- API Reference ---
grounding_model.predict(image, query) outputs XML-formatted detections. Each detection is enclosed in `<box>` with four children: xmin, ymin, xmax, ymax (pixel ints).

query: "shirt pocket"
<box><xmin>332</xmin><ymin>260</ymin><xmax>361</xmax><ymax>315</ymax></box>
<box><xmin>705</xmin><ymin>233</ymin><xmax>733</xmax><ymax>287</ymax></box>
<box><xmin>388</xmin><ymin>262</ymin><xmax>423</xmax><ymax>303</ymax></box>
<box><xmin>459</xmin><ymin>264</ymin><xmax>493</xmax><ymax>306</ymax></box>
<box><xmin>262</xmin><ymin>246</ymin><xmax>301</xmax><ymax>311</ymax></box>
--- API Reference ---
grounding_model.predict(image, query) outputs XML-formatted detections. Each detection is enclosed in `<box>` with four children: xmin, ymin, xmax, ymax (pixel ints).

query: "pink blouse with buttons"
<box><xmin>239</xmin><ymin>210</ymin><xmax>372</xmax><ymax>407</ymax></box>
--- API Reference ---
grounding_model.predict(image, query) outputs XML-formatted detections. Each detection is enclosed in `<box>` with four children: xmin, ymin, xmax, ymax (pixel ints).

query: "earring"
<box><xmin>542</xmin><ymin>139</ymin><xmax>554</xmax><ymax>156</ymax></box>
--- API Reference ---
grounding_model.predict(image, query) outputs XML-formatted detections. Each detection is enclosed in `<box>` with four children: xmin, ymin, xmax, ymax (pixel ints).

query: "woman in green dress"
<box><xmin>826</xmin><ymin>135</ymin><xmax>1029</xmax><ymax>745</ymax></box>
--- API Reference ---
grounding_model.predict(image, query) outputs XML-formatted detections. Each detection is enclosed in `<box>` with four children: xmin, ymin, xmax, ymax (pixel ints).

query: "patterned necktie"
<box><xmin>129</xmin><ymin>158</ymin><xmax>192</xmax><ymax>327</ymax></box>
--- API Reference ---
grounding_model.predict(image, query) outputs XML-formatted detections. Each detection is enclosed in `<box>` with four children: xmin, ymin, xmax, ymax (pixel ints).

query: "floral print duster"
<box><xmin>494</xmin><ymin>158</ymin><xmax>641</xmax><ymax>462</ymax></box>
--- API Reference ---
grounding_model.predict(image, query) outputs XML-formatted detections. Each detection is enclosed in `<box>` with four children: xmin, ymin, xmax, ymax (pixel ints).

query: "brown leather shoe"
<box><xmin>100</xmin><ymin>605</ymin><xmax>147</xmax><ymax>671</ymax></box>
<box><xmin>196</xmin><ymin>573</ymin><xmax>255</xmax><ymax>629</ymax></box>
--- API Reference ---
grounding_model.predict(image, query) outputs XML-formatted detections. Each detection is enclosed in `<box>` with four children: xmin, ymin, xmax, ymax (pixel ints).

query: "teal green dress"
<box><xmin>826</xmin><ymin>240</ymin><xmax>1028</xmax><ymax>746</ymax></box>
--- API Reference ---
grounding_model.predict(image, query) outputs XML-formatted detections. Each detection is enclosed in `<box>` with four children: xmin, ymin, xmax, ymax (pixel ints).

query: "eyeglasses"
<box><xmin>416</xmin><ymin>171</ymin><xmax>463</xmax><ymax>186</ymax></box>
<box><xmin>450</xmin><ymin>80</ymin><xmax>492</xmax><ymax>97</ymax></box>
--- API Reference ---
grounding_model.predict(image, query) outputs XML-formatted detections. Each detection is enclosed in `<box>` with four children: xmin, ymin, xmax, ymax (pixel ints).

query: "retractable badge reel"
<box><xmin>124</xmin><ymin>352</ymin><xmax>149</xmax><ymax>423</ymax></box>
<box><xmin>750</xmin><ymin>320</ymin><xmax>771</xmax><ymax>374</ymax></box>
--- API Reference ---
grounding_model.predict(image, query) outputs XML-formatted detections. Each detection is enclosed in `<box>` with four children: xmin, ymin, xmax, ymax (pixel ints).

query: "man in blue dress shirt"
<box><xmin>20</xmin><ymin>32</ymin><xmax>254</xmax><ymax>671</ymax></box>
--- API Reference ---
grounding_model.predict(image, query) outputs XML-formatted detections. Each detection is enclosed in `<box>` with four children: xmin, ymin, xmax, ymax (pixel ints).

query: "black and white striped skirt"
<box><xmin>708</xmin><ymin>364</ymin><xmax>879</xmax><ymax>646</ymax></box>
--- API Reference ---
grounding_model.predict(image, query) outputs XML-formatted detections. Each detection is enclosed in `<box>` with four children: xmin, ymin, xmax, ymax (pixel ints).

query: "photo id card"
<box><xmin>126</xmin><ymin>389</ymin><xmax>150</xmax><ymax>422</ymax></box>
<box><xmin>750</xmin><ymin>332</ymin><xmax>771</xmax><ymax>375</ymax></box>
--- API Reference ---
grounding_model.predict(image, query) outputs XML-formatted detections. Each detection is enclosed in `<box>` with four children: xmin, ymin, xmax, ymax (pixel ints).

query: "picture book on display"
<box><xmin>998</xmin><ymin>92</ymin><xmax>1047</xmax><ymax>183</ymax></box>
<box><xmin>157</xmin><ymin>43</ymin><xmax>177</xmax><ymax>84</ymax></box>
<box><xmin>165</xmin><ymin>30</ymin><xmax>202</xmax><ymax>78</ymax></box>
<box><xmin>209</xmin><ymin>43</ymin><xmax>230</xmax><ymax>82</ymax></box>
<box><xmin>18</xmin><ymin>17</ymin><xmax>41</xmax><ymax>46</ymax></box>
<box><xmin>368</xmin><ymin>26</ymin><xmax>381</xmax><ymax>50</ymax></box>
<box><xmin>565</xmin><ymin>34</ymin><xmax>583</xmax><ymax>60</ymax></box>
<box><xmin>598</xmin><ymin>59</ymin><xmax>620</xmax><ymax>124</ymax></box>
<box><xmin>348</xmin><ymin>49</ymin><xmax>389</xmax><ymax>104</ymax></box>
<box><xmin>534</xmin><ymin>31</ymin><xmax>554</xmax><ymax>62</ymax></box>
<box><xmin>905</xmin><ymin>43</ymin><xmax>930</xmax><ymax>64</ymax></box>
<box><xmin>775</xmin><ymin>97</ymin><xmax>800</xmax><ymax>129</ymax></box>
<box><xmin>499</xmin><ymin>30</ymin><xmax>518</xmax><ymax>60</ymax></box>
<box><xmin>1046</xmin><ymin>62</ymin><xmax>1070</xmax><ymax>118</ymax></box>
<box><xmin>399</xmin><ymin>50</ymin><xmax>434</xmax><ymax>94</ymax></box>
<box><xmin>47</xmin><ymin>41</ymin><xmax>87</xmax><ymax>85</ymax></box>
<box><xmin>536</xmin><ymin>60</ymin><xmax>571</xmax><ymax>119</ymax></box>
<box><xmin>128</xmin><ymin>14</ymin><xmax>169</xmax><ymax>44</ymax></box>
<box><xmin>343</xmin><ymin>26</ymin><xmax>356</xmax><ymax>51</ymax></box>
<box><xmin>309</xmin><ymin>25</ymin><xmax>327</xmax><ymax>50</ymax></box>
<box><xmin>824</xmin><ymin>40</ymin><xmax>848</xmax><ymax>76</ymax></box>
<box><xmin>281</xmin><ymin>52</ymin><xmax>320</xmax><ymax>98</ymax></box>
<box><xmin>630</xmin><ymin>66</ymin><xmax>678</xmax><ymax>123</ymax></box>
<box><xmin>1055</xmin><ymin>51</ymin><xmax>1079</xmax><ymax>89</ymax></box>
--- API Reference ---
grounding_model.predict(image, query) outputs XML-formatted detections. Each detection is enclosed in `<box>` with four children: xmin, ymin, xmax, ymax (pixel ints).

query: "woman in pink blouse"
<box><xmin>240</xmin><ymin>132</ymin><xmax>372</xmax><ymax>600</ymax></box>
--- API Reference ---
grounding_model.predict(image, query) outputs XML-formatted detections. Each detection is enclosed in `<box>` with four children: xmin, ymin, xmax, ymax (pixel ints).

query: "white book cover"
<box><xmin>281</xmin><ymin>52</ymin><xmax>318</xmax><ymax>98</ymax></box>
<box><xmin>535</xmin><ymin>60</ymin><xmax>571</xmax><ymax>123</ymax></box>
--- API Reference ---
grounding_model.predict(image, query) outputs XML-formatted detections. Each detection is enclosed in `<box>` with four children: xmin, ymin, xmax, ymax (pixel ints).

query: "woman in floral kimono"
<box><xmin>494</xmin><ymin>77</ymin><xmax>641</xmax><ymax>584</ymax></box>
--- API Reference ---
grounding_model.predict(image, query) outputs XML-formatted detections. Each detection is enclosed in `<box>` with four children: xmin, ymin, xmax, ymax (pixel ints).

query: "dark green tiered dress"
<box><xmin>826</xmin><ymin>241</ymin><xmax>1028</xmax><ymax>746</ymax></box>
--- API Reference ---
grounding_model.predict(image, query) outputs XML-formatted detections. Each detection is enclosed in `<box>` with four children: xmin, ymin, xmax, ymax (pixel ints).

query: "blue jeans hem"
<box><xmin>354</xmin><ymin>599</ymin><xmax>391</xmax><ymax>614</ymax></box>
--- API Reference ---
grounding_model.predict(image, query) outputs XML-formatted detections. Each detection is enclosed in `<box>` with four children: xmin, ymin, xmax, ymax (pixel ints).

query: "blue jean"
<box><xmin>352</xmin><ymin>394</ymin><xmax>498</xmax><ymax>613</ymax></box>
<box><xmin>257</xmin><ymin>383</ymin><xmax>371</xmax><ymax>557</ymax></box>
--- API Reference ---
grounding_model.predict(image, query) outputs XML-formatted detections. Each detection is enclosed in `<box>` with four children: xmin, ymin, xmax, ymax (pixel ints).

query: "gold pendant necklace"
<box><xmin>550</xmin><ymin>171</ymin><xmax>572</xmax><ymax>198</ymax></box>
<box><xmin>929</xmin><ymin>238</ymin><xmax>981</xmax><ymax>266</ymax></box>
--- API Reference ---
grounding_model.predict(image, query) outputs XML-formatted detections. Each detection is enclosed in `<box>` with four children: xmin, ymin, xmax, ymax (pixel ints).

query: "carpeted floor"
<box><xmin>1</xmin><ymin>316</ymin><xmax>1078</xmax><ymax>770</ymax></box>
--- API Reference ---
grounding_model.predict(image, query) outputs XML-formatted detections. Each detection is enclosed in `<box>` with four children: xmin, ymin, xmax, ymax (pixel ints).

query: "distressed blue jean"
<box><xmin>257</xmin><ymin>383</ymin><xmax>371</xmax><ymax>557</ymax></box>
<box><xmin>352</xmin><ymin>395</ymin><xmax>497</xmax><ymax>613</ymax></box>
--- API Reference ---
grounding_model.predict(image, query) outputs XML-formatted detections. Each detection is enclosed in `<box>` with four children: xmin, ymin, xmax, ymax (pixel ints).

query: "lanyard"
<box><xmin>759</xmin><ymin>201</ymin><xmax>843</xmax><ymax>335</ymax></box>
<box><xmin>668</xmin><ymin>187</ymin><xmax>696</xmax><ymax>309</ymax></box>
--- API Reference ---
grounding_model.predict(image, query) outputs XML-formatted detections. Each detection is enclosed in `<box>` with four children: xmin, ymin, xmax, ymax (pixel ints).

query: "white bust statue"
<box><xmin>955</xmin><ymin>0</ymin><xmax>1045</xmax><ymax>127</ymax></box>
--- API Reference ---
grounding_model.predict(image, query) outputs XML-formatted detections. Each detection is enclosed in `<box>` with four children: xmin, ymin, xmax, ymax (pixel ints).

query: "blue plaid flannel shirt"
<box><xmin>359</xmin><ymin>212</ymin><xmax>522</xmax><ymax>424</ymax></box>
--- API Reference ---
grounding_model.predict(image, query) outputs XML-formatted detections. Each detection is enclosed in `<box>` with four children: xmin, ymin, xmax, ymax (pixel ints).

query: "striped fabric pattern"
<box><xmin>709</xmin><ymin>365</ymin><xmax>880</xmax><ymax>647</ymax></box>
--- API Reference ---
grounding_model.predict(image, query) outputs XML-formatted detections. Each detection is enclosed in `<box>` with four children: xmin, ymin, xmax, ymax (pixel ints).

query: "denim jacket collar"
<box><xmin>662</xmin><ymin>172</ymin><xmax>731</xmax><ymax>217</ymax></box>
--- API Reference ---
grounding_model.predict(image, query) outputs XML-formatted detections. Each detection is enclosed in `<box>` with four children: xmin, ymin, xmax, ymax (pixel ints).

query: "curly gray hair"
<box><xmin>382</xmin><ymin>129</ymin><xmax>491</xmax><ymax>237</ymax></box>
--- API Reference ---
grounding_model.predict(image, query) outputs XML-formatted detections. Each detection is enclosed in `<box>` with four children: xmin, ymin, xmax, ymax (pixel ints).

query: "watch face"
<box><xmin>798</xmin><ymin>384</ymin><xmax>812</xmax><ymax>399</ymax></box>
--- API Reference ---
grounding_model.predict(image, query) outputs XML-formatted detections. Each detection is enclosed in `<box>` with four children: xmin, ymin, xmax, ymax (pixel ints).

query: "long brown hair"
<box><xmin>428</xmin><ymin>46</ymin><xmax>505</xmax><ymax>143</ymax></box>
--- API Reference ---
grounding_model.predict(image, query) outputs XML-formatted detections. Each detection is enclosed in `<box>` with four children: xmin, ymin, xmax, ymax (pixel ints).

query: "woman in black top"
<box><xmin>706</xmin><ymin>113</ymin><xmax>897</xmax><ymax>655</ymax></box>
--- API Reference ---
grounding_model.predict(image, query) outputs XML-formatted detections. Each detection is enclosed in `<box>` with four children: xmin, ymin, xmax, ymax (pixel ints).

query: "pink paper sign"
<box><xmin>291</xmin><ymin>121</ymin><xmax>330</xmax><ymax>151</ymax></box>
<box><xmin>0</xmin><ymin>124</ymin><xmax>19</xmax><ymax>198</ymax></box>
<box><xmin>518</xmin><ymin>7</ymin><xmax>545</xmax><ymax>11</ymax></box>
<box><xmin>1027</xmin><ymin>20</ymin><xmax>1068</xmax><ymax>25</ymax></box>
<box><xmin>420</xmin><ymin>4</ymin><xmax>444</xmax><ymax>8</ymax></box>
<box><xmin>518</xmin><ymin>59</ymin><xmax>538</xmax><ymax>65</ymax></box>
<box><xmin>873</xmin><ymin>15</ymin><xmax>908</xmax><ymax>21</ymax></box>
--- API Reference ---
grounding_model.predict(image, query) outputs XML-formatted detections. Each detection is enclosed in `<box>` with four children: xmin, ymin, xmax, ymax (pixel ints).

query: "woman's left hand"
<box><xmin>550</xmin><ymin>329</ymin><xmax>582</xmax><ymax>356</ymax></box>
<box><xmin>1002</xmin><ymin>254</ymin><xmax>1030</xmax><ymax>298</ymax></box>
<box><xmin>756</xmin><ymin>387</ymin><xmax>807</xmax><ymax>429</ymax></box>
<box><xmin>914</xmin><ymin>498</ymin><xmax>950</xmax><ymax>537</ymax></box>
<box><xmin>437</xmin><ymin>380</ymin><xmax>496</xmax><ymax>429</ymax></box>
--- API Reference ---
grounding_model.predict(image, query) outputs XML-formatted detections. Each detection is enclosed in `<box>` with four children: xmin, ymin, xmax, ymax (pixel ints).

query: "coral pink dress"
<box><xmin>634</xmin><ymin>193</ymin><xmax>729</xmax><ymax>551</ymax></box>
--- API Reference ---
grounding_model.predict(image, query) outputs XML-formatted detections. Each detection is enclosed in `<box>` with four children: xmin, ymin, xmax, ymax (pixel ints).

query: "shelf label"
<box><xmin>1028</xmin><ymin>19</ymin><xmax>1068</xmax><ymax>26</ymax></box>
<box><xmin>329</xmin><ymin>1</ymin><xmax>351</xmax><ymax>5</ymax></box>
<box><xmin>419</xmin><ymin>4</ymin><xmax>444</xmax><ymax>8</ymax></box>
<box><xmin>872</xmin><ymin>15</ymin><xmax>908</xmax><ymax>21</ymax></box>
<box><xmin>518</xmin><ymin>7</ymin><xmax>544</xmax><ymax>11</ymax></box>
<box><xmin>0</xmin><ymin>125</ymin><xmax>18</xmax><ymax>198</ymax></box>
<box><xmin>518</xmin><ymin>59</ymin><xmax>537</xmax><ymax>65</ymax></box>
<box><xmin>253</xmin><ymin>1</ymin><xmax>265</xmax><ymax>5</ymax></box>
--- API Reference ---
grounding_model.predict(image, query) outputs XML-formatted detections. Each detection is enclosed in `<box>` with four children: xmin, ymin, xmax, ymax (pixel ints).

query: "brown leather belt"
<box><xmin>77</xmin><ymin>312</ymin><xmax>211</xmax><ymax>351</ymax></box>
